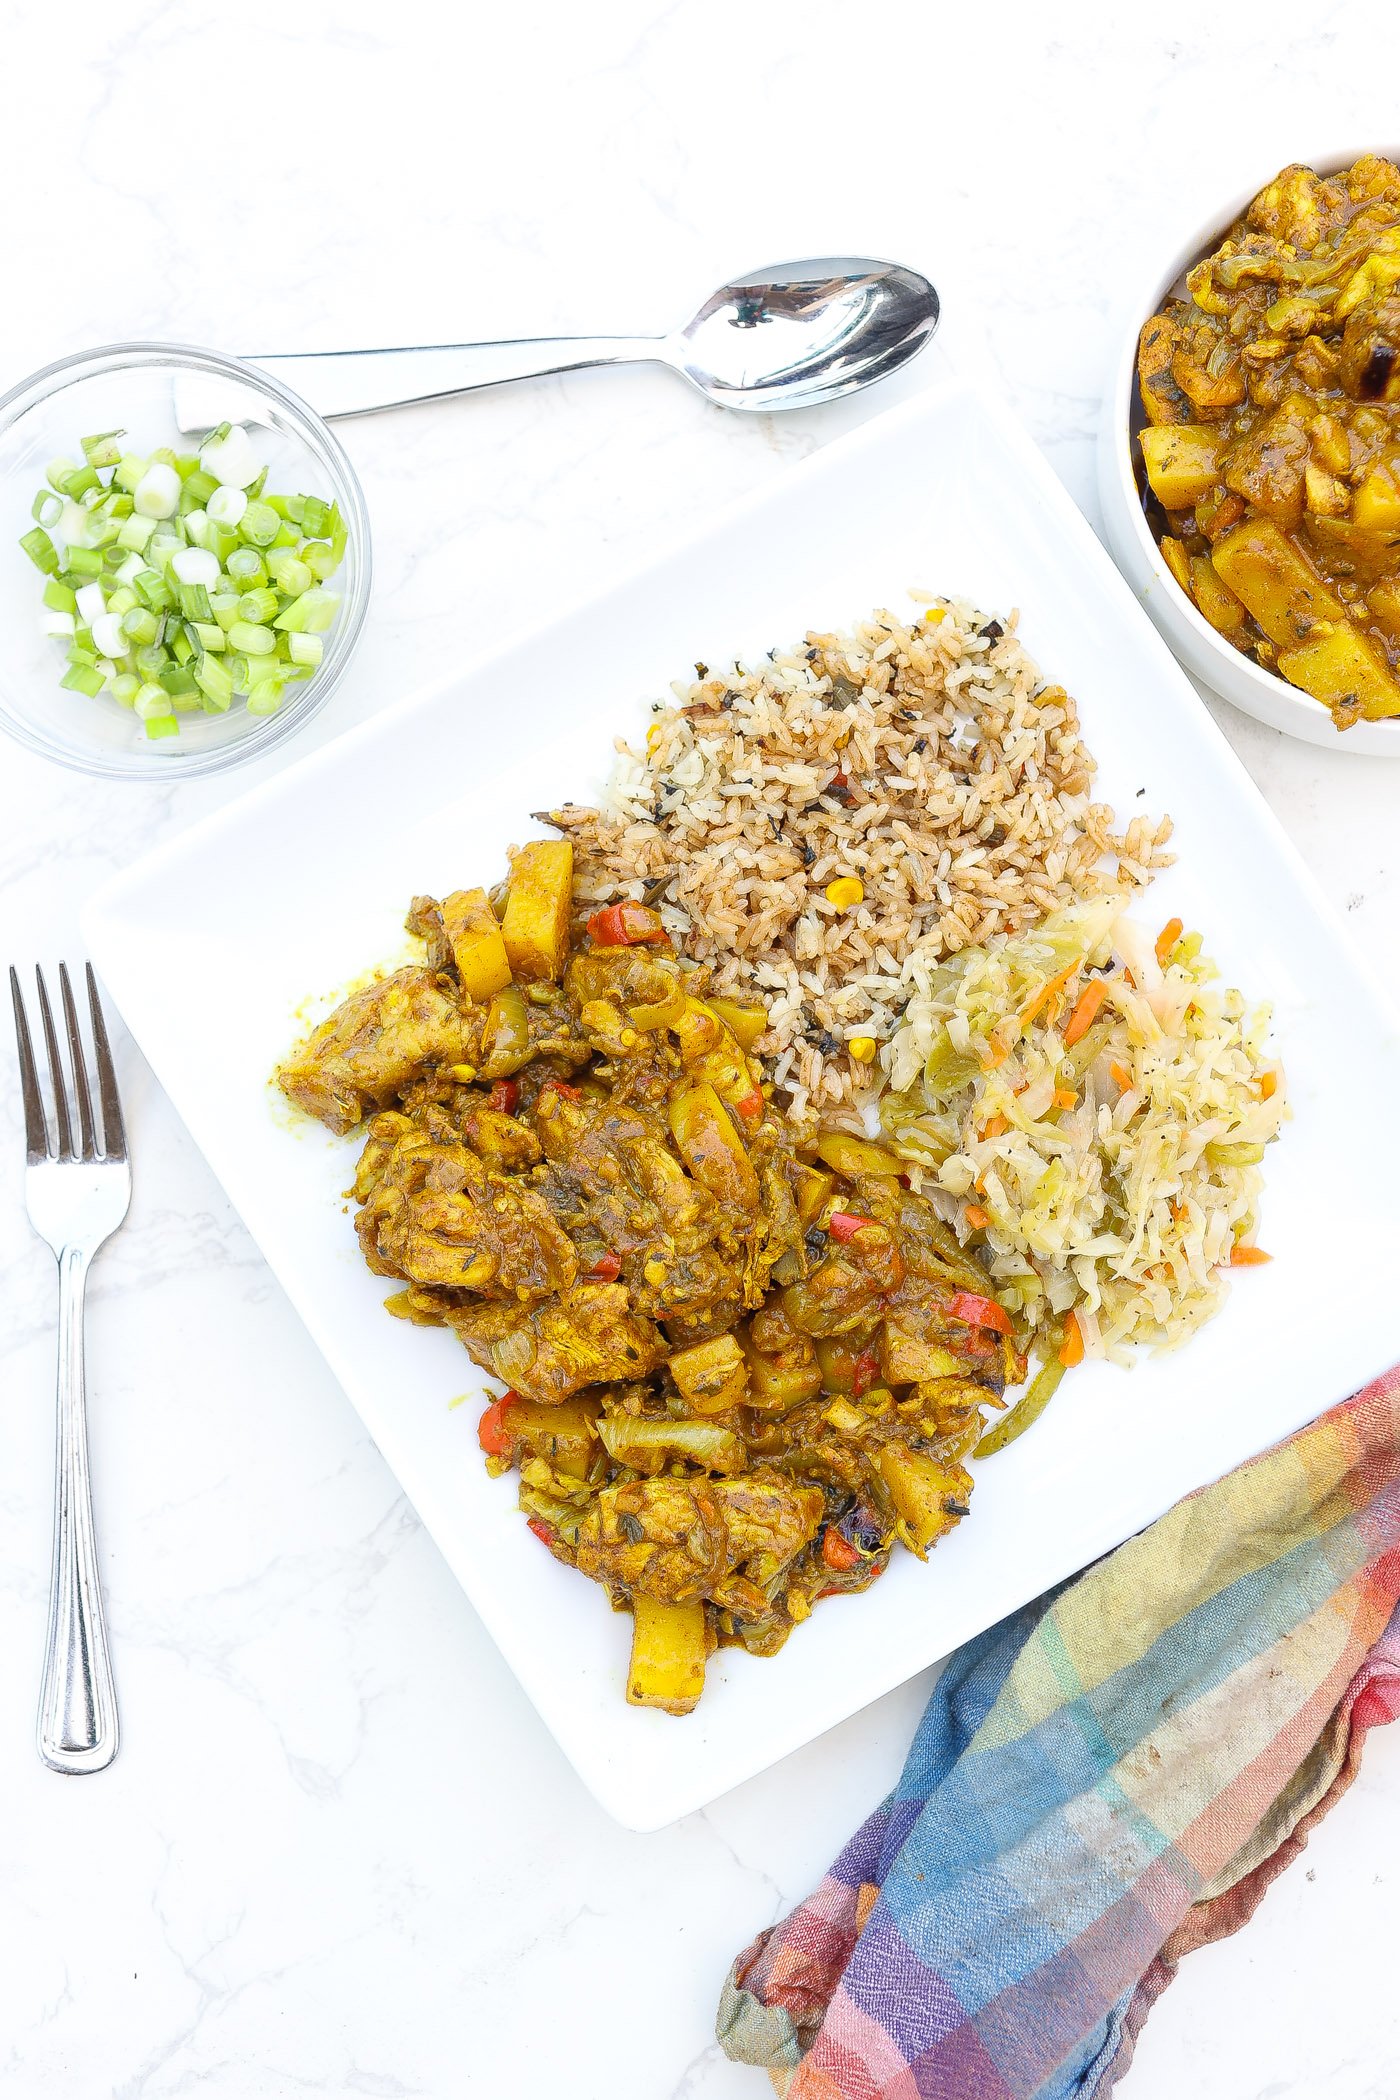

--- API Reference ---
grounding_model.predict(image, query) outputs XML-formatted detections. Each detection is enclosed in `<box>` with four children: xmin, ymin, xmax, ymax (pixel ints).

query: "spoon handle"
<box><xmin>246</xmin><ymin>336</ymin><xmax>664</xmax><ymax>420</ymax></box>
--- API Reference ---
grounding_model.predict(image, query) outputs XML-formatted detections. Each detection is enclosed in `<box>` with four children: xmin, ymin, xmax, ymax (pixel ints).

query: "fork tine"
<box><xmin>58</xmin><ymin>963</ymin><xmax>98</xmax><ymax>1161</ymax></box>
<box><xmin>10</xmin><ymin>967</ymin><xmax>49</xmax><ymax>1163</ymax></box>
<box><xmin>34</xmin><ymin>968</ymin><xmax>73</xmax><ymax>1163</ymax></box>
<box><xmin>86</xmin><ymin>965</ymin><xmax>127</xmax><ymax>1162</ymax></box>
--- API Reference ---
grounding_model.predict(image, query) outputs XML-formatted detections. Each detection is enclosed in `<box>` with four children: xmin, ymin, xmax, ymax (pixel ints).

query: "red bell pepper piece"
<box><xmin>477</xmin><ymin>1392</ymin><xmax>519</xmax><ymax>1456</ymax></box>
<box><xmin>947</xmin><ymin>1290</ymin><xmax>1012</xmax><ymax>1337</ymax></box>
<box><xmin>587</xmin><ymin>1251</ymin><xmax>622</xmax><ymax>1282</ymax></box>
<box><xmin>538</xmin><ymin>1078</ymin><xmax>582</xmax><ymax>1103</ymax></box>
<box><xmin>586</xmin><ymin>901</ymin><xmax>668</xmax><ymax>947</ymax></box>
<box><xmin>488</xmin><ymin>1079</ymin><xmax>519</xmax><ymax>1114</ymax></box>
<box><xmin>828</xmin><ymin>1211</ymin><xmax>874</xmax><ymax>1243</ymax></box>
<box><xmin>526</xmin><ymin>1516</ymin><xmax>557</xmax><ymax>1548</ymax></box>
<box><xmin>821</xmin><ymin>1529</ymin><xmax>861</xmax><ymax>1573</ymax></box>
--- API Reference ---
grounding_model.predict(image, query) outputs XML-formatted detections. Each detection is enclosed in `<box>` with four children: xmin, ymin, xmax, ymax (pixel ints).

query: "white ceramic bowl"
<box><xmin>1097</xmin><ymin>148</ymin><xmax>1400</xmax><ymax>757</ymax></box>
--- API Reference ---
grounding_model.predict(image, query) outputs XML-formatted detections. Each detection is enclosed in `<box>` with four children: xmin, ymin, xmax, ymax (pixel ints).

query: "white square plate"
<box><xmin>85</xmin><ymin>375</ymin><xmax>1400</xmax><ymax>1830</ymax></box>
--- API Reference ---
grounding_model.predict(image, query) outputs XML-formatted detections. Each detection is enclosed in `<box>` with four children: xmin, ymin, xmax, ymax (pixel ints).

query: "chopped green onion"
<box><xmin>116</xmin><ymin>512</ymin><xmax>158</xmax><ymax>553</ymax></box>
<box><xmin>226</xmin><ymin>546</ymin><xmax>265</xmax><ymax>585</ymax></box>
<box><xmin>300</xmin><ymin>495</ymin><xmax>330</xmax><ymax>537</ymax></box>
<box><xmin>144</xmin><ymin>713</ymin><xmax>180</xmax><ymax>740</ymax></box>
<box><xmin>160</xmin><ymin>661</ymin><xmax>199</xmax><ymax>696</ymax></box>
<box><xmin>287</xmin><ymin>631</ymin><xmax>323</xmax><ymax>668</ymax></box>
<box><xmin>273</xmin><ymin>587</ymin><xmax>339</xmax><ymax>634</ymax></box>
<box><xmin>133</xmin><ymin>568</ymin><xmax>172</xmax><ymax>612</ymax></box>
<box><xmin>134</xmin><ymin>463</ymin><xmax>181</xmax><ymax>518</ymax></box>
<box><xmin>121</xmin><ymin>606</ymin><xmax>159</xmax><ymax>646</ymax></box>
<box><xmin>65</xmin><ymin>546</ymin><xmax>103</xmax><ymax>578</ymax></box>
<box><xmin>20</xmin><ymin>527</ymin><xmax>59</xmax><ymax>573</ymax></box>
<box><xmin>111</xmin><ymin>672</ymin><xmax>140</xmax><ymax>708</ymax></box>
<box><xmin>245</xmin><ymin>677</ymin><xmax>287</xmax><ymax>715</ymax></box>
<box><xmin>194</xmin><ymin>656</ymin><xmax>234</xmax><ymax>710</ymax></box>
<box><xmin>107</xmin><ymin>586</ymin><xmax>137</xmax><ymax>617</ymax></box>
<box><xmin>239</xmin><ymin>501</ymin><xmax>280</xmax><ymax>547</ymax></box>
<box><xmin>301</xmin><ymin>540</ymin><xmax>339</xmax><ymax>581</ymax></box>
<box><xmin>39</xmin><ymin>609</ymin><xmax>75</xmax><ymax>640</ymax></box>
<box><xmin>134</xmin><ymin>681</ymin><xmax>172</xmax><ymax>719</ymax></box>
<box><xmin>43</xmin><ymin>577</ymin><xmax>77</xmax><ymax>613</ymax></box>
<box><xmin>228</xmin><ymin>619</ymin><xmax>275</xmax><ymax>655</ymax></box>
<box><xmin>169</xmin><ymin>623</ymin><xmax>195</xmax><ymax>666</ymax></box>
<box><xmin>209</xmin><ymin>591</ymin><xmax>241</xmax><ymax>630</ymax></box>
<box><xmin>81</xmin><ymin>429</ymin><xmax>125</xmax><ymax>468</ymax></box>
<box><xmin>46</xmin><ymin>456</ymin><xmax>80</xmax><ymax>493</ymax></box>
<box><xmin>31</xmin><ymin>490</ymin><xmax>63</xmax><ymax>528</ymax></box>
<box><xmin>60</xmin><ymin>661</ymin><xmax>106</xmax><ymax>697</ymax></box>
<box><xmin>134</xmin><ymin>642</ymin><xmax>170</xmax><ymax>678</ymax></box>
<box><xmin>192</xmin><ymin>621</ymin><xmax>227</xmax><ymax>652</ymax></box>
<box><xmin>207</xmin><ymin>523</ymin><xmax>239</xmax><ymax>566</ymax></box>
<box><xmin>178</xmin><ymin>582</ymin><xmax>213</xmax><ymax>622</ymax></box>
<box><xmin>206</xmin><ymin>486</ymin><xmax>247</xmax><ymax>530</ymax></box>
<box><xmin>113</xmin><ymin>454</ymin><xmax>148</xmax><ymax>493</ymax></box>
<box><xmin>237</xmin><ymin>586</ymin><xmax>279</xmax><ymax>625</ymax></box>
<box><xmin>64</xmin><ymin>464</ymin><xmax>102</xmax><ymax>500</ymax></box>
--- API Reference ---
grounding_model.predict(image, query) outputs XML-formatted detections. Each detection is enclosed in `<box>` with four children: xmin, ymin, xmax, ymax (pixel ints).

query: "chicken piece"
<box><xmin>277</xmin><ymin>968</ymin><xmax>478</xmax><ymax>1135</ymax></box>
<box><xmin>1136</xmin><ymin>312</ymin><xmax>1192</xmax><ymax>428</ymax></box>
<box><xmin>574</xmin><ymin>1469</ymin><xmax>822</xmax><ymax>1605</ymax></box>
<box><xmin>781</xmin><ymin>1215</ymin><xmax>904</xmax><ymax>1336</ymax></box>
<box><xmin>1222</xmin><ymin>404</ymin><xmax>1311</xmax><ymax>532</ymax></box>
<box><xmin>357</xmin><ymin>1133</ymin><xmax>578</xmax><ymax>1297</ymax></box>
<box><xmin>1247</xmin><ymin>163</ymin><xmax>1325</xmax><ymax>248</ymax></box>
<box><xmin>447</xmin><ymin>1281</ymin><xmax>668</xmax><ymax>1404</ymax></box>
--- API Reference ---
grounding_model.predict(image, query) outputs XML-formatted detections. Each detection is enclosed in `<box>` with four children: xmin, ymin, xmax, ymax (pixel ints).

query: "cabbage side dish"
<box><xmin>278</xmin><ymin>834</ymin><xmax>1284</xmax><ymax>1714</ymax></box>
<box><xmin>1138</xmin><ymin>155</ymin><xmax>1400</xmax><ymax>728</ymax></box>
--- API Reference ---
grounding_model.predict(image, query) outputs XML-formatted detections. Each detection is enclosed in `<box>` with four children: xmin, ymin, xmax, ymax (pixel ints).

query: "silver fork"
<box><xmin>10</xmin><ymin>964</ymin><xmax>130</xmax><ymax>1774</ymax></box>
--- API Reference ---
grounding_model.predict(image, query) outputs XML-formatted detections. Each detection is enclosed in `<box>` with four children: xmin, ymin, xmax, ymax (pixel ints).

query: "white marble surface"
<box><xmin>3</xmin><ymin>5</ymin><xmax>1400</xmax><ymax>2095</ymax></box>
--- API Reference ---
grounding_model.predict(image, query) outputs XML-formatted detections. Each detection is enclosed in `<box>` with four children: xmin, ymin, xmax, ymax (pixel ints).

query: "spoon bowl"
<box><xmin>174</xmin><ymin>257</ymin><xmax>941</xmax><ymax>427</ymax></box>
<box><xmin>665</xmin><ymin>258</ymin><xmax>940</xmax><ymax>411</ymax></box>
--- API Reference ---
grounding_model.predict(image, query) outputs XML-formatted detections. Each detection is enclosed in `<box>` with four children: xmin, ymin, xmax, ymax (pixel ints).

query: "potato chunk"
<box><xmin>502</xmin><ymin>839</ymin><xmax>574</xmax><ymax>982</ymax></box>
<box><xmin>670</xmin><ymin>1333</ymin><xmax>749</xmax><ymax>1413</ymax></box>
<box><xmin>441</xmin><ymin>887</ymin><xmax>512</xmax><ymax>1001</ymax></box>
<box><xmin>1140</xmin><ymin>424</ymin><xmax>1223</xmax><ymax>510</ymax></box>
<box><xmin>1211</xmin><ymin>520</ymin><xmax>1345</xmax><ymax>648</ymax></box>
<box><xmin>1277</xmin><ymin>620</ymin><xmax>1400</xmax><ymax>722</ymax></box>
<box><xmin>1351</xmin><ymin>460</ymin><xmax>1400</xmax><ymax>535</ymax></box>
<box><xmin>876</xmin><ymin>1442</ymin><xmax>972</xmax><ymax>1558</ymax></box>
<box><xmin>627</xmin><ymin>1596</ymin><xmax>708</xmax><ymax>1715</ymax></box>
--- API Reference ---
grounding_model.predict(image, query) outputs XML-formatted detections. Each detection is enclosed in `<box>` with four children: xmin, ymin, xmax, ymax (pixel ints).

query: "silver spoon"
<box><xmin>225</xmin><ymin>258</ymin><xmax>939</xmax><ymax>422</ymax></box>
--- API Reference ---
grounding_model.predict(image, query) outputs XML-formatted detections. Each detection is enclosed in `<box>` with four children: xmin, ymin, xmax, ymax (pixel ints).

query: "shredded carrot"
<box><xmin>1109</xmin><ymin>1059</ymin><xmax>1134</xmax><ymax>1090</ymax></box>
<box><xmin>965</xmin><ymin>1204</ymin><xmax>990</xmax><ymax>1230</ymax></box>
<box><xmin>974</xmin><ymin>1171</ymin><xmax>987</xmax><ymax>1194</ymax></box>
<box><xmin>1123</xmin><ymin>967</ymin><xmax>1137</xmax><ymax>990</ymax></box>
<box><xmin>1155</xmin><ymin>917</ymin><xmax>1184</xmax><ymax>967</ymax></box>
<box><xmin>1230</xmin><ymin>1244</ymin><xmax>1272</xmax><ymax>1266</ymax></box>
<box><xmin>1062</xmin><ymin>977</ymin><xmax>1108</xmax><ymax>1047</ymax></box>
<box><xmin>1019</xmin><ymin>961</ymin><xmax>1078</xmax><ymax>1029</ymax></box>
<box><xmin>979</xmin><ymin>1113</ymin><xmax>1009</xmax><ymax>1142</ymax></box>
<box><xmin>1170</xmin><ymin>1197</ymin><xmax>1189</xmax><ymax>1222</ymax></box>
<box><xmin>1052</xmin><ymin>1088</ymin><xmax>1077</xmax><ymax>1111</ymax></box>
<box><xmin>1257</xmin><ymin>1070</ymin><xmax>1278</xmax><ymax>1101</ymax></box>
<box><xmin>1058</xmin><ymin>1310</ymin><xmax>1085</xmax><ymax>1368</ymax></box>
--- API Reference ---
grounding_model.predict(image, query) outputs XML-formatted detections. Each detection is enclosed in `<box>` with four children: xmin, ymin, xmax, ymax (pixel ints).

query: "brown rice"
<box><xmin>548</xmin><ymin>598</ymin><xmax>1173</xmax><ymax>1127</ymax></box>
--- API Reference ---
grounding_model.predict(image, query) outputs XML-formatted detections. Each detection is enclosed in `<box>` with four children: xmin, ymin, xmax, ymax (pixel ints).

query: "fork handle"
<box><xmin>39</xmin><ymin>1245</ymin><xmax>118</xmax><ymax>1774</ymax></box>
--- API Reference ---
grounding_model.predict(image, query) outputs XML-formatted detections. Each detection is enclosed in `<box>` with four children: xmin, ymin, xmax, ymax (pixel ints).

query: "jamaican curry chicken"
<box><xmin>1138</xmin><ymin>155</ymin><xmax>1400</xmax><ymax>728</ymax></box>
<box><xmin>278</xmin><ymin>838</ymin><xmax>1021</xmax><ymax>1713</ymax></box>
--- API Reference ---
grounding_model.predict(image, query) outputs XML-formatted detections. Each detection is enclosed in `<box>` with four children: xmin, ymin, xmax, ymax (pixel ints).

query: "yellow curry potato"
<box><xmin>876</xmin><ymin>1442</ymin><xmax>971</xmax><ymax>1559</ymax></box>
<box><xmin>1140</xmin><ymin>424</ymin><xmax>1223</xmax><ymax>511</ymax></box>
<box><xmin>668</xmin><ymin>1081</ymin><xmax>760</xmax><ymax>1210</ymax></box>
<box><xmin>1159</xmin><ymin>535</ymin><xmax>1193</xmax><ymax>594</ymax></box>
<box><xmin>627</xmin><ymin>1596</ymin><xmax>708</xmax><ymax>1715</ymax></box>
<box><xmin>441</xmin><ymin>887</ymin><xmax>512</xmax><ymax>1001</ymax></box>
<box><xmin>502</xmin><ymin>839</ymin><xmax>573</xmax><ymax>981</ymax></box>
<box><xmin>1211</xmin><ymin>519</ymin><xmax>1346</xmax><ymax>648</ymax></box>
<box><xmin>1351</xmin><ymin>461</ymin><xmax>1400</xmax><ymax>536</ymax></box>
<box><xmin>1276</xmin><ymin>621</ymin><xmax>1400</xmax><ymax>721</ymax></box>
<box><xmin>669</xmin><ymin>1333</ymin><xmax>749</xmax><ymax>1413</ymax></box>
<box><xmin>1188</xmin><ymin>554</ymin><xmax>1252</xmax><ymax>646</ymax></box>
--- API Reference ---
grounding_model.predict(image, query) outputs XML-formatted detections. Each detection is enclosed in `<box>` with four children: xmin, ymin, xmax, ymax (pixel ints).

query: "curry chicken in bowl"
<box><xmin>1138</xmin><ymin>155</ymin><xmax>1400</xmax><ymax>731</ymax></box>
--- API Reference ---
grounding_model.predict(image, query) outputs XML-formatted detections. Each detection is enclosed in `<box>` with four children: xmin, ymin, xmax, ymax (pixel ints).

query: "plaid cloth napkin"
<box><xmin>717</xmin><ymin>1365</ymin><xmax>1400</xmax><ymax>2098</ymax></box>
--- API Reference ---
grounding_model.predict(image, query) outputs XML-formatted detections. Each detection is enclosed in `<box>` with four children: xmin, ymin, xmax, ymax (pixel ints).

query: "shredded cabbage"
<box><xmin>879</xmin><ymin>900</ymin><xmax>1285</xmax><ymax>1360</ymax></box>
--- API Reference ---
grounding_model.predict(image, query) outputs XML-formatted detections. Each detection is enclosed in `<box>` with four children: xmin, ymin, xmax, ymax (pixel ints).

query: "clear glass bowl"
<box><xmin>0</xmin><ymin>342</ymin><xmax>371</xmax><ymax>779</ymax></box>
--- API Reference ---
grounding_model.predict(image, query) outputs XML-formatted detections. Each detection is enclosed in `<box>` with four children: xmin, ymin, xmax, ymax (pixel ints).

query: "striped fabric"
<box><xmin>718</xmin><ymin>1367</ymin><xmax>1400</xmax><ymax>2098</ymax></box>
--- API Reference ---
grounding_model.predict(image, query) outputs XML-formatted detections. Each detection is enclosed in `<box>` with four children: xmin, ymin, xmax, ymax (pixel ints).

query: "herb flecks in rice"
<box><xmin>551</xmin><ymin>601</ymin><xmax>1173</xmax><ymax>1126</ymax></box>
